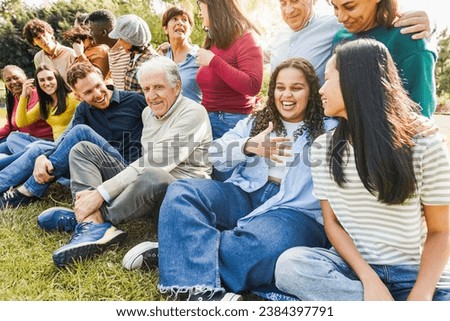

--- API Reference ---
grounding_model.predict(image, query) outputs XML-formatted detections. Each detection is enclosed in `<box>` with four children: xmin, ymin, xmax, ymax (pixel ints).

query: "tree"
<box><xmin>436</xmin><ymin>28</ymin><xmax>450</xmax><ymax>102</ymax></box>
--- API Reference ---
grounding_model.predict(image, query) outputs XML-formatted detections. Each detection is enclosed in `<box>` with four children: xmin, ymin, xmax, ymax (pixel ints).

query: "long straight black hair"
<box><xmin>35</xmin><ymin>65</ymin><xmax>71</xmax><ymax>120</ymax></box>
<box><xmin>330</xmin><ymin>38</ymin><xmax>418</xmax><ymax>205</ymax></box>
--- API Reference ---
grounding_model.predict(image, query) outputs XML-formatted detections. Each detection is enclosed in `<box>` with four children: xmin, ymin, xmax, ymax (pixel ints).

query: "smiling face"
<box><xmin>2</xmin><ymin>66</ymin><xmax>27</xmax><ymax>97</ymax></box>
<box><xmin>36</xmin><ymin>69</ymin><xmax>58</xmax><ymax>97</ymax></box>
<box><xmin>72</xmin><ymin>72</ymin><xmax>111</xmax><ymax>109</ymax></box>
<box><xmin>163</xmin><ymin>14</ymin><xmax>192</xmax><ymax>42</ymax></box>
<box><xmin>279</xmin><ymin>0</ymin><xmax>315</xmax><ymax>32</ymax></box>
<box><xmin>274</xmin><ymin>67</ymin><xmax>311</xmax><ymax>123</ymax></box>
<box><xmin>319</xmin><ymin>56</ymin><xmax>347</xmax><ymax>119</ymax></box>
<box><xmin>141</xmin><ymin>69</ymin><xmax>181</xmax><ymax>118</ymax></box>
<box><xmin>331</xmin><ymin>0</ymin><xmax>380</xmax><ymax>33</ymax></box>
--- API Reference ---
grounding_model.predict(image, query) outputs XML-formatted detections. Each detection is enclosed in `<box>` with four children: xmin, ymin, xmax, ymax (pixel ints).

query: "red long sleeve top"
<box><xmin>196</xmin><ymin>31</ymin><xmax>263</xmax><ymax>115</ymax></box>
<box><xmin>0</xmin><ymin>89</ymin><xmax>53</xmax><ymax>140</ymax></box>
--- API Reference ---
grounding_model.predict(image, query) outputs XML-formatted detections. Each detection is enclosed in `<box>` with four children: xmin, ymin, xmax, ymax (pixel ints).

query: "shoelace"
<box><xmin>3</xmin><ymin>189</ymin><xmax>17</xmax><ymax>200</ymax></box>
<box><xmin>69</xmin><ymin>222</ymin><xmax>92</xmax><ymax>242</ymax></box>
<box><xmin>57</xmin><ymin>215</ymin><xmax>77</xmax><ymax>232</ymax></box>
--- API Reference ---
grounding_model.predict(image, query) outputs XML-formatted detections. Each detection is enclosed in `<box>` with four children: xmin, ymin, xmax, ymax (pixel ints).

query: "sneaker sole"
<box><xmin>37</xmin><ymin>207</ymin><xmax>76</xmax><ymax>232</ymax></box>
<box><xmin>53</xmin><ymin>229</ymin><xmax>127</xmax><ymax>267</ymax></box>
<box><xmin>221</xmin><ymin>293</ymin><xmax>243</xmax><ymax>301</ymax></box>
<box><xmin>122</xmin><ymin>241</ymin><xmax>158</xmax><ymax>271</ymax></box>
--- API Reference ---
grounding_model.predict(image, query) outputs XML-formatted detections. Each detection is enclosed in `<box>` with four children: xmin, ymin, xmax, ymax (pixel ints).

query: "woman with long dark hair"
<box><xmin>275</xmin><ymin>39</ymin><xmax>450</xmax><ymax>301</ymax></box>
<box><xmin>195</xmin><ymin>0</ymin><xmax>263</xmax><ymax>140</ymax></box>
<box><xmin>123</xmin><ymin>58</ymin><xmax>336</xmax><ymax>301</ymax></box>
<box><xmin>16</xmin><ymin>64</ymin><xmax>78</xmax><ymax>141</ymax></box>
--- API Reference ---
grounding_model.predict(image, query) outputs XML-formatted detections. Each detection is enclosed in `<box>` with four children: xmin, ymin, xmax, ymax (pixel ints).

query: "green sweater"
<box><xmin>334</xmin><ymin>26</ymin><xmax>437</xmax><ymax>118</ymax></box>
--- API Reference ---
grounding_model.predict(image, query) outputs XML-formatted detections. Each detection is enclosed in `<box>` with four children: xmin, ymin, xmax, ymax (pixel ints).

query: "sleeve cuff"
<box><xmin>97</xmin><ymin>185</ymin><xmax>112</xmax><ymax>204</ymax></box>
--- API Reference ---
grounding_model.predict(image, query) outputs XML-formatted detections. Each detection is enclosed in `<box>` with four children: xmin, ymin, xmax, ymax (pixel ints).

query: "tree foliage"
<box><xmin>436</xmin><ymin>28</ymin><xmax>450</xmax><ymax>102</ymax></box>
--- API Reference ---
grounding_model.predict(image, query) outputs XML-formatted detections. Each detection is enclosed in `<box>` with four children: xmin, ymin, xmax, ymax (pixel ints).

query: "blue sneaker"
<box><xmin>52</xmin><ymin>221</ymin><xmax>127</xmax><ymax>267</ymax></box>
<box><xmin>37</xmin><ymin>207</ymin><xmax>77</xmax><ymax>232</ymax></box>
<box><xmin>0</xmin><ymin>187</ymin><xmax>38</xmax><ymax>209</ymax></box>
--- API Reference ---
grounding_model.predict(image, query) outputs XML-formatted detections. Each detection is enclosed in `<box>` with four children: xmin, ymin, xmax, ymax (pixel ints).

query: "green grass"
<box><xmin>0</xmin><ymin>183</ymin><xmax>166</xmax><ymax>301</ymax></box>
<box><xmin>0</xmin><ymin>184</ymin><xmax>261</xmax><ymax>301</ymax></box>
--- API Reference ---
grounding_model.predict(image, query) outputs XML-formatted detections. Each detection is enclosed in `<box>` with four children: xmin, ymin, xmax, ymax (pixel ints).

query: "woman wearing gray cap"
<box><xmin>108</xmin><ymin>14</ymin><xmax>158</xmax><ymax>93</ymax></box>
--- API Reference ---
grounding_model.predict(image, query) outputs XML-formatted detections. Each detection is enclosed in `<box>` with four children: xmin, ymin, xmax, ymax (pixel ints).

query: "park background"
<box><xmin>0</xmin><ymin>0</ymin><xmax>449</xmax><ymax>301</ymax></box>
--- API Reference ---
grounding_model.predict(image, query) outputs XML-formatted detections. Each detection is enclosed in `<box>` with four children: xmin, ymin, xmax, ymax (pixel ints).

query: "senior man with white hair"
<box><xmin>41</xmin><ymin>56</ymin><xmax>212</xmax><ymax>268</ymax></box>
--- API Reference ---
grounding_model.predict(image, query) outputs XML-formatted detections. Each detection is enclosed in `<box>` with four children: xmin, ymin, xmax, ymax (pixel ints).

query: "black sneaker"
<box><xmin>0</xmin><ymin>187</ymin><xmax>38</xmax><ymax>209</ymax></box>
<box><xmin>122</xmin><ymin>241</ymin><xmax>158</xmax><ymax>271</ymax></box>
<box><xmin>188</xmin><ymin>292</ymin><xmax>243</xmax><ymax>301</ymax></box>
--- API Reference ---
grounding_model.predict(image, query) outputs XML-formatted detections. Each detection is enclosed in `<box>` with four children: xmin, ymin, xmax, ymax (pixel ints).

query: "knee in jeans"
<box><xmin>70</xmin><ymin>124</ymin><xmax>92</xmax><ymax>138</ymax></box>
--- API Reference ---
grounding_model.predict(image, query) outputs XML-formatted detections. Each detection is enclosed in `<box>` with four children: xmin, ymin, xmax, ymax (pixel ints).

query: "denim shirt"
<box><xmin>209</xmin><ymin>116</ymin><xmax>337</xmax><ymax>227</ymax></box>
<box><xmin>166</xmin><ymin>45</ymin><xmax>202</xmax><ymax>103</ymax></box>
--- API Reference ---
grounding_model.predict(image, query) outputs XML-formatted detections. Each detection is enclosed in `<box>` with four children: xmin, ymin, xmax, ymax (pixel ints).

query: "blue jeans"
<box><xmin>208</xmin><ymin>112</ymin><xmax>247</xmax><ymax>182</ymax></box>
<box><xmin>0</xmin><ymin>125</ymin><xmax>123</xmax><ymax>197</ymax></box>
<box><xmin>275</xmin><ymin>247</ymin><xmax>450</xmax><ymax>301</ymax></box>
<box><xmin>158</xmin><ymin>179</ymin><xmax>329</xmax><ymax>298</ymax></box>
<box><xmin>24</xmin><ymin>124</ymin><xmax>124</xmax><ymax>198</ymax></box>
<box><xmin>0</xmin><ymin>133</ymin><xmax>52</xmax><ymax>170</ymax></box>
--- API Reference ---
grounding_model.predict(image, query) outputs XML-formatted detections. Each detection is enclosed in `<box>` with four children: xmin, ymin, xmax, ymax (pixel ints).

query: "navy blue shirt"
<box><xmin>57</xmin><ymin>88</ymin><xmax>147</xmax><ymax>163</ymax></box>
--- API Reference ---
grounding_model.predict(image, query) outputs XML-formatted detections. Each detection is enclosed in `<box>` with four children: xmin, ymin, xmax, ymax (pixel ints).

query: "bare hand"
<box><xmin>362</xmin><ymin>281</ymin><xmax>395</xmax><ymax>301</ymax></box>
<box><xmin>244</xmin><ymin>122</ymin><xmax>292</xmax><ymax>163</ymax></box>
<box><xmin>74</xmin><ymin>189</ymin><xmax>104</xmax><ymax>222</ymax></box>
<box><xmin>395</xmin><ymin>11</ymin><xmax>432</xmax><ymax>40</ymax></box>
<box><xmin>410</xmin><ymin>113</ymin><xmax>439</xmax><ymax>138</ymax></box>
<box><xmin>196</xmin><ymin>48</ymin><xmax>215</xmax><ymax>66</ymax></box>
<box><xmin>21</xmin><ymin>78</ymin><xmax>34</xmax><ymax>98</ymax></box>
<box><xmin>72</xmin><ymin>41</ymin><xmax>85</xmax><ymax>57</ymax></box>
<box><xmin>33</xmin><ymin>155</ymin><xmax>55</xmax><ymax>184</ymax></box>
<box><xmin>156</xmin><ymin>42</ymin><xmax>170</xmax><ymax>55</ymax></box>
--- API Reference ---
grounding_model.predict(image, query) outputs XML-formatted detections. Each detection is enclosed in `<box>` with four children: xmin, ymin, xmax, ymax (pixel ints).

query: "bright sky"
<box><xmin>22</xmin><ymin>0</ymin><xmax>449</xmax><ymax>32</ymax></box>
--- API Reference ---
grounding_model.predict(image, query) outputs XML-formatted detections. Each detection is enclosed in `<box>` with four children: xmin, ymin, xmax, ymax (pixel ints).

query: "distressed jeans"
<box><xmin>158</xmin><ymin>178</ymin><xmax>329</xmax><ymax>298</ymax></box>
<box><xmin>275</xmin><ymin>247</ymin><xmax>450</xmax><ymax>301</ymax></box>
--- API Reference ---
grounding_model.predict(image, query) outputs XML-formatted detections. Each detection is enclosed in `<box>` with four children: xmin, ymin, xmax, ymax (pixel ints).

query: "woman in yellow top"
<box><xmin>16</xmin><ymin>64</ymin><xmax>79</xmax><ymax>140</ymax></box>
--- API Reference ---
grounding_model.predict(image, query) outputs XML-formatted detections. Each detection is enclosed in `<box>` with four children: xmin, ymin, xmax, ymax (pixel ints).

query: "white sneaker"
<box><xmin>123</xmin><ymin>241</ymin><xmax>158</xmax><ymax>270</ymax></box>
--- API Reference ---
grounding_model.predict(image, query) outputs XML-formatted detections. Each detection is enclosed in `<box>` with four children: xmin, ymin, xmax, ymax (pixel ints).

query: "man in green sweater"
<box><xmin>40</xmin><ymin>56</ymin><xmax>213</xmax><ymax>267</ymax></box>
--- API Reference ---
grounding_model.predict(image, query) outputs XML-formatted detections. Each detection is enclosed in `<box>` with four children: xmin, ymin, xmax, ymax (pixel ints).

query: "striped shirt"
<box><xmin>311</xmin><ymin>131</ymin><xmax>450</xmax><ymax>287</ymax></box>
<box><xmin>108</xmin><ymin>44</ymin><xmax>130</xmax><ymax>90</ymax></box>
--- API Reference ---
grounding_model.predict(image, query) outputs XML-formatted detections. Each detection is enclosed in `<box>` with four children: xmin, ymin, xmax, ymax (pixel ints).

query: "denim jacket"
<box><xmin>208</xmin><ymin>116</ymin><xmax>337</xmax><ymax>227</ymax></box>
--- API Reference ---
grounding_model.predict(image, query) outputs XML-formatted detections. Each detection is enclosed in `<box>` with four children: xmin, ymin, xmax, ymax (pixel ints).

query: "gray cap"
<box><xmin>108</xmin><ymin>14</ymin><xmax>151</xmax><ymax>47</ymax></box>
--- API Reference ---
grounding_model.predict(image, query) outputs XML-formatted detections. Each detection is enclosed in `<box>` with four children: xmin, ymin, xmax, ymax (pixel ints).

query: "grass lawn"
<box><xmin>0</xmin><ymin>184</ymin><xmax>166</xmax><ymax>300</ymax></box>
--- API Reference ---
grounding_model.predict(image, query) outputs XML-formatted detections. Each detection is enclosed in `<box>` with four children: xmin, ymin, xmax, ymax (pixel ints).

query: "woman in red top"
<box><xmin>0</xmin><ymin>65</ymin><xmax>52</xmax><ymax>157</ymax></box>
<box><xmin>196</xmin><ymin>0</ymin><xmax>263</xmax><ymax>141</ymax></box>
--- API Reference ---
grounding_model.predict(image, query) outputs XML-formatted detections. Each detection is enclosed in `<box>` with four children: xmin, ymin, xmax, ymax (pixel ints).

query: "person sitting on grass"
<box><xmin>40</xmin><ymin>56</ymin><xmax>212</xmax><ymax>268</ymax></box>
<box><xmin>275</xmin><ymin>38</ymin><xmax>450</xmax><ymax>301</ymax></box>
<box><xmin>0</xmin><ymin>62</ymin><xmax>146</xmax><ymax>209</ymax></box>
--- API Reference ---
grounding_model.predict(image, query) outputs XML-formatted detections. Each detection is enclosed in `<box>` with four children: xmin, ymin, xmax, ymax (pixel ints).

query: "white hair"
<box><xmin>137</xmin><ymin>56</ymin><xmax>181</xmax><ymax>88</ymax></box>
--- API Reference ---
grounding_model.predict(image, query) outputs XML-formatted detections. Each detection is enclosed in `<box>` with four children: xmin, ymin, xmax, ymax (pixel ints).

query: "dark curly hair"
<box><xmin>22</xmin><ymin>18</ymin><xmax>54</xmax><ymax>46</ymax></box>
<box><xmin>250</xmin><ymin>58</ymin><xmax>324</xmax><ymax>144</ymax></box>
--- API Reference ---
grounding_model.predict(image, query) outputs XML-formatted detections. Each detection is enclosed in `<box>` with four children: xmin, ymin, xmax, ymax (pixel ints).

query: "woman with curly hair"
<box><xmin>123</xmin><ymin>58</ymin><xmax>337</xmax><ymax>301</ymax></box>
